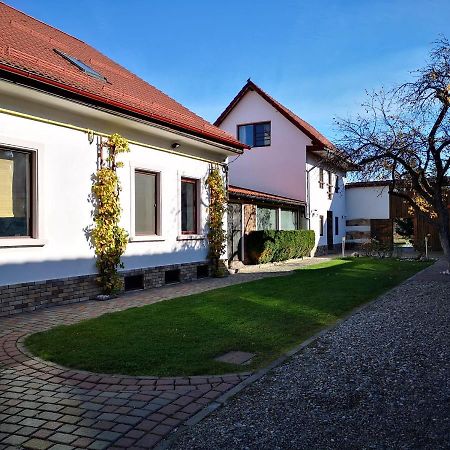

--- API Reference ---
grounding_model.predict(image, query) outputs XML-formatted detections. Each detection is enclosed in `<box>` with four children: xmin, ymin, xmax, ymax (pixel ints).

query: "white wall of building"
<box><xmin>0</xmin><ymin>81</ymin><xmax>231</xmax><ymax>286</ymax></box>
<box><xmin>346</xmin><ymin>186</ymin><xmax>390</xmax><ymax>220</ymax></box>
<box><xmin>344</xmin><ymin>185</ymin><xmax>390</xmax><ymax>244</ymax></box>
<box><xmin>220</xmin><ymin>90</ymin><xmax>310</xmax><ymax>201</ymax></box>
<box><xmin>307</xmin><ymin>155</ymin><xmax>347</xmax><ymax>250</ymax></box>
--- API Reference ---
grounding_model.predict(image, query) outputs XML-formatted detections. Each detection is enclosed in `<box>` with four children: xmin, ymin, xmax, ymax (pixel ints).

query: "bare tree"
<box><xmin>336</xmin><ymin>37</ymin><xmax>450</xmax><ymax>267</ymax></box>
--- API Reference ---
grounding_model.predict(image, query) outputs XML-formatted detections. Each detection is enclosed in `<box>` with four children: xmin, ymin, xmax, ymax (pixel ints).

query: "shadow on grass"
<box><xmin>25</xmin><ymin>258</ymin><xmax>430</xmax><ymax>376</ymax></box>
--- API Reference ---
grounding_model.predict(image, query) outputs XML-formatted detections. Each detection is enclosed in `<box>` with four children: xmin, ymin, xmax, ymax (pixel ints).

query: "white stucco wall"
<box><xmin>346</xmin><ymin>186</ymin><xmax>390</xmax><ymax>220</ymax></box>
<box><xmin>0</xmin><ymin>81</ymin><xmax>231</xmax><ymax>286</ymax></box>
<box><xmin>220</xmin><ymin>90</ymin><xmax>310</xmax><ymax>201</ymax></box>
<box><xmin>307</xmin><ymin>155</ymin><xmax>347</xmax><ymax>250</ymax></box>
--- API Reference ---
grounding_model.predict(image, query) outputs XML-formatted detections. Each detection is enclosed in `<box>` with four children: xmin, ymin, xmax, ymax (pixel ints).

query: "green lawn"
<box><xmin>25</xmin><ymin>258</ymin><xmax>429</xmax><ymax>377</ymax></box>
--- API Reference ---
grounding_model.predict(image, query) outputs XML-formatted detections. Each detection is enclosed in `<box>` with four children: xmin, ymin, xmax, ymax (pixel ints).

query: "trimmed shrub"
<box><xmin>246</xmin><ymin>230</ymin><xmax>315</xmax><ymax>264</ymax></box>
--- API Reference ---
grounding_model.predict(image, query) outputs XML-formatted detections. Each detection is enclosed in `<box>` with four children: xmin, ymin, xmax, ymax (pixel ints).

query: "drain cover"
<box><xmin>214</xmin><ymin>351</ymin><xmax>255</xmax><ymax>365</ymax></box>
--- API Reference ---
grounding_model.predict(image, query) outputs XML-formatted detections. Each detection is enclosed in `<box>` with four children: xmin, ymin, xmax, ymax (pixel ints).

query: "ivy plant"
<box><xmin>205</xmin><ymin>166</ymin><xmax>227</xmax><ymax>276</ymax></box>
<box><xmin>91</xmin><ymin>134</ymin><xmax>130</xmax><ymax>294</ymax></box>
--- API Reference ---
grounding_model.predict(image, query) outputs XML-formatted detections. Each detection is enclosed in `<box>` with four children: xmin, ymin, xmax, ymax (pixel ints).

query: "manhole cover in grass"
<box><xmin>214</xmin><ymin>351</ymin><xmax>255</xmax><ymax>365</ymax></box>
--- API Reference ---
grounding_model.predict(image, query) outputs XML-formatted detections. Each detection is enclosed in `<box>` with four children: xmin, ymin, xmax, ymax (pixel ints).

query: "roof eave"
<box><xmin>0</xmin><ymin>63</ymin><xmax>246</xmax><ymax>153</ymax></box>
<box><xmin>306</xmin><ymin>145</ymin><xmax>361</xmax><ymax>172</ymax></box>
<box><xmin>215</xmin><ymin>80</ymin><xmax>334</xmax><ymax>150</ymax></box>
<box><xmin>228</xmin><ymin>186</ymin><xmax>305</xmax><ymax>207</ymax></box>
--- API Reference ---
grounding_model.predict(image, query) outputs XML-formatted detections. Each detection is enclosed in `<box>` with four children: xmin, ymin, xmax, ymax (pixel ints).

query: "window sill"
<box><xmin>129</xmin><ymin>235</ymin><xmax>165</xmax><ymax>243</ymax></box>
<box><xmin>177</xmin><ymin>234</ymin><xmax>206</xmax><ymax>241</ymax></box>
<box><xmin>0</xmin><ymin>238</ymin><xmax>46</xmax><ymax>248</ymax></box>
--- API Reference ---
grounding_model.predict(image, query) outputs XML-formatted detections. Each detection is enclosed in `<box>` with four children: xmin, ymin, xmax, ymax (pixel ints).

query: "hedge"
<box><xmin>246</xmin><ymin>229</ymin><xmax>315</xmax><ymax>264</ymax></box>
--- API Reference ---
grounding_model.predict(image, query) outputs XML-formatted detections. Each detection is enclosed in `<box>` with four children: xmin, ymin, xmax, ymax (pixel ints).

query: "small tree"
<box><xmin>205</xmin><ymin>166</ymin><xmax>227</xmax><ymax>276</ymax></box>
<box><xmin>395</xmin><ymin>218</ymin><xmax>414</xmax><ymax>242</ymax></box>
<box><xmin>336</xmin><ymin>38</ymin><xmax>450</xmax><ymax>268</ymax></box>
<box><xmin>91</xmin><ymin>134</ymin><xmax>130</xmax><ymax>294</ymax></box>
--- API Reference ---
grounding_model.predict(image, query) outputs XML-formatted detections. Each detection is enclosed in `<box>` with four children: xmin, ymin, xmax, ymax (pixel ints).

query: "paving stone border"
<box><xmin>0</xmin><ymin>273</ymin><xmax>274</xmax><ymax>449</ymax></box>
<box><xmin>0</xmin><ymin>255</ymin><xmax>340</xmax><ymax>449</ymax></box>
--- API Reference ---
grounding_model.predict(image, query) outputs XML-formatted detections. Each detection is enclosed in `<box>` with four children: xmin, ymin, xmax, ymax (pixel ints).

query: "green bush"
<box><xmin>246</xmin><ymin>230</ymin><xmax>315</xmax><ymax>264</ymax></box>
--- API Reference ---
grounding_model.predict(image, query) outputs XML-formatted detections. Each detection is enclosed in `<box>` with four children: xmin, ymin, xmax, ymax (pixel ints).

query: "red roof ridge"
<box><xmin>215</xmin><ymin>79</ymin><xmax>334</xmax><ymax>150</ymax></box>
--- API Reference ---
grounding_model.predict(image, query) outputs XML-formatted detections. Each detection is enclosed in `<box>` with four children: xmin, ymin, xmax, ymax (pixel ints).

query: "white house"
<box><xmin>345</xmin><ymin>181</ymin><xmax>446</xmax><ymax>252</ymax></box>
<box><xmin>345</xmin><ymin>182</ymin><xmax>391</xmax><ymax>245</ymax></box>
<box><xmin>215</xmin><ymin>80</ymin><xmax>355</xmax><ymax>258</ymax></box>
<box><xmin>0</xmin><ymin>3</ymin><xmax>245</xmax><ymax>316</ymax></box>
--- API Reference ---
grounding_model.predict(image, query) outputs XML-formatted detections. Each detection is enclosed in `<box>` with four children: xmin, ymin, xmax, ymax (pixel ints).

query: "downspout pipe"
<box><xmin>305</xmin><ymin>164</ymin><xmax>316</xmax><ymax>230</ymax></box>
<box><xmin>305</xmin><ymin>148</ymin><xmax>333</xmax><ymax>229</ymax></box>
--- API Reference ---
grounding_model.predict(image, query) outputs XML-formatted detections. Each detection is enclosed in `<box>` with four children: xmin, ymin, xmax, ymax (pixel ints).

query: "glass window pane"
<box><xmin>335</xmin><ymin>175</ymin><xmax>340</xmax><ymax>192</ymax></box>
<box><xmin>257</xmin><ymin>207</ymin><xmax>277</xmax><ymax>230</ymax></box>
<box><xmin>181</xmin><ymin>179</ymin><xmax>197</xmax><ymax>233</ymax></box>
<box><xmin>0</xmin><ymin>149</ymin><xmax>30</xmax><ymax>237</ymax></box>
<box><xmin>238</xmin><ymin>125</ymin><xmax>254</xmax><ymax>146</ymax></box>
<box><xmin>135</xmin><ymin>171</ymin><xmax>157</xmax><ymax>235</ymax></box>
<box><xmin>254</xmin><ymin>122</ymin><xmax>271</xmax><ymax>146</ymax></box>
<box><xmin>280</xmin><ymin>209</ymin><xmax>298</xmax><ymax>230</ymax></box>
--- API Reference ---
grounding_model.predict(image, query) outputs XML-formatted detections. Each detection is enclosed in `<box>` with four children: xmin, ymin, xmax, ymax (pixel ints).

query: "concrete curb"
<box><xmin>156</xmin><ymin>258</ymin><xmax>438</xmax><ymax>450</ymax></box>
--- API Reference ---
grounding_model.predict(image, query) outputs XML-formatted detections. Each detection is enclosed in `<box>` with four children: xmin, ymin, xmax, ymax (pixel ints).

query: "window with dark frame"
<box><xmin>327</xmin><ymin>171</ymin><xmax>333</xmax><ymax>199</ymax></box>
<box><xmin>257</xmin><ymin>206</ymin><xmax>277</xmax><ymax>230</ymax></box>
<box><xmin>319</xmin><ymin>168</ymin><xmax>324</xmax><ymax>188</ymax></box>
<box><xmin>280</xmin><ymin>209</ymin><xmax>299</xmax><ymax>230</ymax></box>
<box><xmin>335</xmin><ymin>216</ymin><xmax>339</xmax><ymax>235</ymax></box>
<box><xmin>237</xmin><ymin>122</ymin><xmax>271</xmax><ymax>147</ymax></box>
<box><xmin>181</xmin><ymin>178</ymin><xmax>198</xmax><ymax>234</ymax></box>
<box><xmin>0</xmin><ymin>148</ymin><xmax>32</xmax><ymax>238</ymax></box>
<box><xmin>335</xmin><ymin>175</ymin><xmax>340</xmax><ymax>193</ymax></box>
<box><xmin>319</xmin><ymin>215</ymin><xmax>324</xmax><ymax>236</ymax></box>
<box><xmin>135</xmin><ymin>170</ymin><xmax>158</xmax><ymax>235</ymax></box>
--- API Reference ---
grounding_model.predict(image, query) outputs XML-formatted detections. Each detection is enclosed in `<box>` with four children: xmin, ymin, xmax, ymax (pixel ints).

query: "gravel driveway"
<box><xmin>170</xmin><ymin>260</ymin><xmax>450</xmax><ymax>449</ymax></box>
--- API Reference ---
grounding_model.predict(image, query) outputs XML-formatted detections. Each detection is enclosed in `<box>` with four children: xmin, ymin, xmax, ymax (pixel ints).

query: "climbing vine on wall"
<box><xmin>205</xmin><ymin>166</ymin><xmax>227</xmax><ymax>276</ymax></box>
<box><xmin>91</xmin><ymin>134</ymin><xmax>130</xmax><ymax>294</ymax></box>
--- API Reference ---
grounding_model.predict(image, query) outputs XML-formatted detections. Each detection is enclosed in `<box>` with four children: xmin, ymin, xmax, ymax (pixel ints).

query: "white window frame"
<box><xmin>0</xmin><ymin>136</ymin><xmax>44</xmax><ymax>248</ymax></box>
<box><xmin>129</xmin><ymin>164</ymin><xmax>164</xmax><ymax>242</ymax></box>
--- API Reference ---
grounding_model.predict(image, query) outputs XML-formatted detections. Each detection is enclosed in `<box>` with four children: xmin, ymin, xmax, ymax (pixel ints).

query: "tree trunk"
<box><xmin>437</xmin><ymin>206</ymin><xmax>450</xmax><ymax>270</ymax></box>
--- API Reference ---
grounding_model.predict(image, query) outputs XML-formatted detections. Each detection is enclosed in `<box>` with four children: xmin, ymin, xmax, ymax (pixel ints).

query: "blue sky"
<box><xmin>6</xmin><ymin>0</ymin><xmax>449</xmax><ymax>140</ymax></box>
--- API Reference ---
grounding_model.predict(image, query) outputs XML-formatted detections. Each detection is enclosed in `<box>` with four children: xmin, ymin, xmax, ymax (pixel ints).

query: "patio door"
<box><xmin>327</xmin><ymin>210</ymin><xmax>334</xmax><ymax>250</ymax></box>
<box><xmin>227</xmin><ymin>203</ymin><xmax>242</xmax><ymax>261</ymax></box>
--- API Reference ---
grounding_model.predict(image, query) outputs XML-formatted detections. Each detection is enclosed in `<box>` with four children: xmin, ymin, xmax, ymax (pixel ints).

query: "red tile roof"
<box><xmin>228</xmin><ymin>185</ymin><xmax>304</xmax><ymax>206</ymax></box>
<box><xmin>215</xmin><ymin>79</ymin><xmax>334</xmax><ymax>149</ymax></box>
<box><xmin>0</xmin><ymin>2</ymin><xmax>245</xmax><ymax>150</ymax></box>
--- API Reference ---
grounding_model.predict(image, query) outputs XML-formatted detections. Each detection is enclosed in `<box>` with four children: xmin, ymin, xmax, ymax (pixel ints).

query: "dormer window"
<box><xmin>237</xmin><ymin>122</ymin><xmax>271</xmax><ymax>147</ymax></box>
<box><xmin>54</xmin><ymin>49</ymin><xmax>106</xmax><ymax>81</ymax></box>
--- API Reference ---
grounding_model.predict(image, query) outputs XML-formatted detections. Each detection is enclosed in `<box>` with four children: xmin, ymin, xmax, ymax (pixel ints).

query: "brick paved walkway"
<box><xmin>0</xmin><ymin>257</ymin><xmax>331</xmax><ymax>449</ymax></box>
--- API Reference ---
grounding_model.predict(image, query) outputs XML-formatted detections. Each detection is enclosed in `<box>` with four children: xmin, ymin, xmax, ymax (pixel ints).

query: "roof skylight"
<box><xmin>54</xmin><ymin>49</ymin><xmax>106</xmax><ymax>81</ymax></box>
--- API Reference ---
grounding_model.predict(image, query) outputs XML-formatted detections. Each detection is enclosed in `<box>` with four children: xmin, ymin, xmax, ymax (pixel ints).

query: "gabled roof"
<box><xmin>215</xmin><ymin>79</ymin><xmax>334</xmax><ymax>149</ymax></box>
<box><xmin>228</xmin><ymin>185</ymin><xmax>305</xmax><ymax>207</ymax></box>
<box><xmin>0</xmin><ymin>3</ymin><xmax>245</xmax><ymax>151</ymax></box>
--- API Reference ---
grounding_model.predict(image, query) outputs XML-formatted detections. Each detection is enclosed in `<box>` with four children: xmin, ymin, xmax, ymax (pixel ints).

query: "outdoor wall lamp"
<box><xmin>87</xmin><ymin>130</ymin><xmax>95</xmax><ymax>144</ymax></box>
